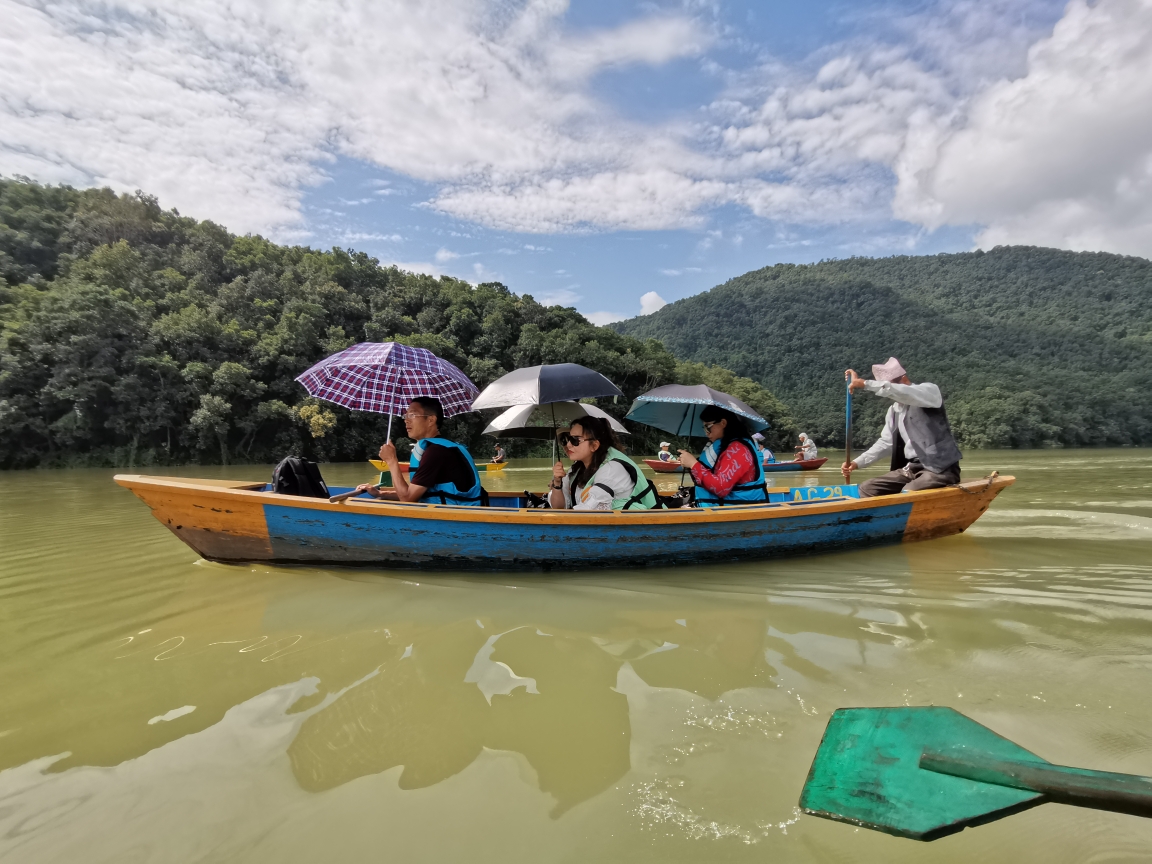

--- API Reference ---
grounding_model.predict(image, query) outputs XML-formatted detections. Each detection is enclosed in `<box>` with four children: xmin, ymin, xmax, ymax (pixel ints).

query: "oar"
<box><xmin>800</xmin><ymin>707</ymin><xmax>1152</xmax><ymax>841</ymax></box>
<box><xmin>329</xmin><ymin>487</ymin><xmax>371</xmax><ymax>503</ymax></box>
<box><xmin>843</xmin><ymin>372</ymin><xmax>853</xmax><ymax>474</ymax></box>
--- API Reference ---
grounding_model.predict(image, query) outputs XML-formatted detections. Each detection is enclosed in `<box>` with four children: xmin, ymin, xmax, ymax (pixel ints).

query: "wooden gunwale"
<box><xmin>114</xmin><ymin>473</ymin><xmax>1013</xmax><ymax>527</ymax></box>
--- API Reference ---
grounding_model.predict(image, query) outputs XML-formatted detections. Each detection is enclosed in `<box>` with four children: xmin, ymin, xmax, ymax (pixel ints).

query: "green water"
<box><xmin>2</xmin><ymin>450</ymin><xmax>1151</xmax><ymax>862</ymax></box>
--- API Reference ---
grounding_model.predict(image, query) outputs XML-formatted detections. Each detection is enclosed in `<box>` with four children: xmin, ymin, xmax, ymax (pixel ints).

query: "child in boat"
<box><xmin>677</xmin><ymin>406</ymin><xmax>768</xmax><ymax>507</ymax></box>
<box><xmin>657</xmin><ymin>442</ymin><xmax>676</xmax><ymax>462</ymax></box>
<box><xmin>549</xmin><ymin>416</ymin><xmax>657</xmax><ymax>511</ymax></box>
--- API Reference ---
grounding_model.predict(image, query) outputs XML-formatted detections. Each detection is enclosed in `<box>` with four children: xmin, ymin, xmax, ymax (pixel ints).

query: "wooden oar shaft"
<box><xmin>921</xmin><ymin>750</ymin><xmax>1152</xmax><ymax>818</ymax></box>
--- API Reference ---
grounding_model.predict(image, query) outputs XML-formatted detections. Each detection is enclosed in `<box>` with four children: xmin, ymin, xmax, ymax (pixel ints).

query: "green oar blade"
<box><xmin>800</xmin><ymin>707</ymin><xmax>1047</xmax><ymax>841</ymax></box>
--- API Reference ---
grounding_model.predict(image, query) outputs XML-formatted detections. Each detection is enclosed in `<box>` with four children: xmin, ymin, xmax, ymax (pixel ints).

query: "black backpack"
<box><xmin>271</xmin><ymin>456</ymin><xmax>330</xmax><ymax>498</ymax></box>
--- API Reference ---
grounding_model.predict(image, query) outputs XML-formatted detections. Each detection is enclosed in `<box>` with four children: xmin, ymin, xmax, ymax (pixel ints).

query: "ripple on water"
<box><xmin>968</xmin><ymin>509</ymin><xmax>1152</xmax><ymax>541</ymax></box>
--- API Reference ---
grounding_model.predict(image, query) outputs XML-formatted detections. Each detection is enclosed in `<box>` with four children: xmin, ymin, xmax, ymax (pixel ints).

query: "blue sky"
<box><xmin>300</xmin><ymin>157</ymin><xmax>978</xmax><ymax>322</ymax></box>
<box><xmin>5</xmin><ymin>0</ymin><xmax>1149</xmax><ymax>323</ymax></box>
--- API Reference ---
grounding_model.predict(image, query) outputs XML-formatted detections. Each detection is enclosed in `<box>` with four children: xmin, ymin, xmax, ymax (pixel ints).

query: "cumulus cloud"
<box><xmin>585</xmin><ymin>311</ymin><xmax>625</xmax><ymax>326</ymax></box>
<box><xmin>895</xmin><ymin>0</ymin><xmax>1152</xmax><ymax>255</ymax></box>
<box><xmin>3</xmin><ymin>0</ymin><xmax>1147</xmax><ymax>256</ymax></box>
<box><xmin>0</xmin><ymin>0</ymin><xmax>719</xmax><ymax>236</ymax></box>
<box><xmin>639</xmin><ymin>291</ymin><xmax>667</xmax><ymax>315</ymax></box>
<box><xmin>538</xmin><ymin>287</ymin><xmax>583</xmax><ymax>306</ymax></box>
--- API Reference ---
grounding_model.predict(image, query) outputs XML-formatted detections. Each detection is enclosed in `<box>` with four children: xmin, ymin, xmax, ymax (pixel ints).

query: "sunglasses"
<box><xmin>558</xmin><ymin>433</ymin><xmax>595</xmax><ymax>448</ymax></box>
<box><xmin>702</xmin><ymin>421</ymin><xmax>718</xmax><ymax>432</ymax></box>
<box><xmin>401</xmin><ymin>412</ymin><xmax>433</xmax><ymax>421</ymax></box>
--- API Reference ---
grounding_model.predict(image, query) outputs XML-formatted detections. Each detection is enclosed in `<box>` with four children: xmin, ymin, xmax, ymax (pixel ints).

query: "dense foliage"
<box><xmin>0</xmin><ymin>177</ymin><xmax>795</xmax><ymax>469</ymax></box>
<box><xmin>616</xmin><ymin>249</ymin><xmax>1152</xmax><ymax>449</ymax></box>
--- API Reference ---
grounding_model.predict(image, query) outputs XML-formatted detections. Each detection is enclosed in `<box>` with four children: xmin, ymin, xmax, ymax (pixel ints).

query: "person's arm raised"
<box><xmin>864</xmin><ymin>380</ymin><xmax>942</xmax><ymax>408</ymax></box>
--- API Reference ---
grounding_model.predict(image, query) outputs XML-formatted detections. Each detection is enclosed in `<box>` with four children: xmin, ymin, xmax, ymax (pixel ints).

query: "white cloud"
<box><xmin>0</xmin><ymin>0</ymin><xmax>716</xmax><ymax>236</ymax></box>
<box><xmin>381</xmin><ymin>260</ymin><xmax>445</xmax><ymax>277</ymax></box>
<box><xmin>539</xmin><ymin>287</ymin><xmax>583</xmax><ymax>306</ymax></box>
<box><xmin>4</xmin><ymin>0</ymin><xmax>1146</xmax><ymax>256</ymax></box>
<box><xmin>434</xmin><ymin>247</ymin><xmax>460</xmax><ymax>262</ymax></box>
<box><xmin>639</xmin><ymin>291</ymin><xmax>667</xmax><ymax>315</ymax></box>
<box><xmin>660</xmin><ymin>268</ymin><xmax>682</xmax><ymax>276</ymax></box>
<box><xmin>585</xmin><ymin>311</ymin><xmax>625</xmax><ymax>326</ymax></box>
<box><xmin>894</xmin><ymin>0</ymin><xmax>1152</xmax><ymax>255</ymax></box>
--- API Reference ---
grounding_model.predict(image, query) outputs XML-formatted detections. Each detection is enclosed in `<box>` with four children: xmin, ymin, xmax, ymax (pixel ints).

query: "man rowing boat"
<box><xmin>841</xmin><ymin>357</ymin><xmax>962</xmax><ymax>497</ymax></box>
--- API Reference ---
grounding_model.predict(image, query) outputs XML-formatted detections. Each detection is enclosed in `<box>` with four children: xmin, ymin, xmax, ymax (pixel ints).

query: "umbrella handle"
<box><xmin>387</xmin><ymin>413</ymin><xmax>393</xmax><ymax>443</ymax></box>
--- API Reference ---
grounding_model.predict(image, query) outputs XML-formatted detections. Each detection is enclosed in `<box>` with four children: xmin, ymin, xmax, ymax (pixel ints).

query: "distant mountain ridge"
<box><xmin>614</xmin><ymin>247</ymin><xmax>1152</xmax><ymax>448</ymax></box>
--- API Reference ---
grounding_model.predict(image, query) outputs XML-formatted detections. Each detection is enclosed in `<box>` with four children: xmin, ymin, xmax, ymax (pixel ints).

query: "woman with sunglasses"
<box><xmin>548</xmin><ymin>415</ymin><xmax>658</xmax><ymax>511</ymax></box>
<box><xmin>677</xmin><ymin>406</ymin><xmax>768</xmax><ymax>507</ymax></box>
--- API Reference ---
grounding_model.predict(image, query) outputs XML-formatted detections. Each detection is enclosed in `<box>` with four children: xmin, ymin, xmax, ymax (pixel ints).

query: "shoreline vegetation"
<box><xmin>0</xmin><ymin>177</ymin><xmax>794</xmax><ymax>470</ymax></box>
<box><xmin>614</xmin><ymin>247</ymin><xmax>1152</xmax><ymax>449</ymax></box>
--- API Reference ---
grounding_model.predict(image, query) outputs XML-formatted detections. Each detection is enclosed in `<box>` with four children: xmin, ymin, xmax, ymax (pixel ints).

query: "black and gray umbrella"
<box><xmin>626</xmin><ymin>384</ymin><xmax>769</xmax><ymax>488</ymax></box>
<box><xmin>482</xmin><ymin>401</ymin><xmax>629</xmax><ymax>440</ymax></box>
<box><xmin>473</xmin><ymin>364</ymin><xmax>625</xmax><ymax>461</ymax></box>
<box><xmin>625</xmin><ymin>384</ymin><xmax>768</xmax><ymax>436</ymax></box>
<box><xmin>471</xmin><ymin>363</ymin><xmax>623</xmax><ymax>410</ymax></box>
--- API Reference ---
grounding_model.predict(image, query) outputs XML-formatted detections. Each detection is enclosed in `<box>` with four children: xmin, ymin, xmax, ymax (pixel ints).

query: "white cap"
<box><xmin>752</xmin><ymin>432</ymin><xmax>765</xmax><ymax>441</ymax></box>
<box><xmin>660</xmin><ymin>441</ymin><xmax>671</xmax><ymax>447</ymax></box>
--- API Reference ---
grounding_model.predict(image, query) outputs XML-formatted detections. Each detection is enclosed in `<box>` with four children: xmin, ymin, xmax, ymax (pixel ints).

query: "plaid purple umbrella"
<box><xmin>295</xmin><ymin>342</ymin><xmax>479</xmax><ymax>420</ymax></box>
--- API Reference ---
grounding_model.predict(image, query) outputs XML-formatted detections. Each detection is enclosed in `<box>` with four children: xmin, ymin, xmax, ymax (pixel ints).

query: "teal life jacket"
<box><xmin>694</xmin><ymin>438</ymin><xmax>768</xmax><ymax>507</ymax></box>
<box><xmin>408</xmin><ymin>437</ymin><xmax>483</xmax><ymax>506</ymax></box>
<box><xmin>570</xmin><ymin>447</ymin><xmax>658</xmax><ymax>511</ymax></box>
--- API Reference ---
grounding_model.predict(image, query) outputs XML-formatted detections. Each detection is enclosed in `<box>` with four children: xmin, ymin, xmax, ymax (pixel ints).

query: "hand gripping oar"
<box><xmin>800</xmin><ymin>707</ymin><xmax>1152</xmax><ymax>841</ymax></box>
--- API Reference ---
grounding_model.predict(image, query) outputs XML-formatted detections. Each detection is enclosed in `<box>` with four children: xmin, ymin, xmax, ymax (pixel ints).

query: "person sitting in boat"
<box><xmin>356</xmin><ymin>397</ymin><xmax>483</xmax><ymax>505</ymax></box>
<box><xmin>753</xmin><ymin>432</ymin><xmax>775</xmax><ymax>464</ymax></box>
<box><xmin>677</xmin><ymin>406</ymin><xmax>768</xmax><ymax>507</ymax></box>
<box><xmin>549</xmin><ymin>415</ymin><xmax>658</xmax><ymax>511</ymax></box>
<box><xmin>794</xmin><ymin>433</ymin><xmax>818</xmax><ymax>461</ymax></box>
<box><xmin>657</xmin><ymin>442</ymin><xmax>677</xmax><ymax>463</ymax></box>
<box><xmin>492</xmin><ymin>444</ymin><xmax>506</xmax><ymax>464</ymax></box>
<box><xmin>841</xmin><ymin>357</ymin><xmax>962</xmax><ymax>497</ymax></box>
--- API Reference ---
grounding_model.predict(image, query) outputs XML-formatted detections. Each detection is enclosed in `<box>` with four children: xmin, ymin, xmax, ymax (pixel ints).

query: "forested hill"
<box><xmin>0</xmin><ymin>177</ymin><xmax>795</xmax><ymax>469</ymax></box>
<box><xmin>615</xmin><ymin>248</ymin><xmax>1152</xmax><ymax>448</ymax></box>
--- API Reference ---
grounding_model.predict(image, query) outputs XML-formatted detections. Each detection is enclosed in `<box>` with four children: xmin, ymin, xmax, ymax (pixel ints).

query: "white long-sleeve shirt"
<box><xmin>853</xmin><ymin>380</ymin><xmax>943</xmax><ymax>470</ymax></box>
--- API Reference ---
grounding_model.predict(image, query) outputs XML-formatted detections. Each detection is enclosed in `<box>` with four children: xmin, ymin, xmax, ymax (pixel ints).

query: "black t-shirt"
<box><xmin>410</xmin><ymin>442</ymin><xmax>476</xmax><ymax>493</ymax></box>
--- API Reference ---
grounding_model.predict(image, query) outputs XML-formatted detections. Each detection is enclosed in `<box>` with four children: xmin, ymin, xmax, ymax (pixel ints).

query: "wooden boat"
<box><xmin>644</xmin><ymin>458</ymin><xmax>683</xmax><ymax>473</ymax></box>
<box><xmin>368</xmin><ymin>459</ymin><xmax>505</xmax><ymax>473</ymax></box>
<box><xmin>369</xmin><ymin>459</ymin><xmax>410</xmax><ymax>473</ymax></box>
<box><xmin>113</xmin><ymin>473</ymin><xmax>1013</xmax><ymax>570</ymax></box>
<box><xmin>764</xmin><ymin>457</ymin><xmax>827</xmax><ymax>472</ymax></box>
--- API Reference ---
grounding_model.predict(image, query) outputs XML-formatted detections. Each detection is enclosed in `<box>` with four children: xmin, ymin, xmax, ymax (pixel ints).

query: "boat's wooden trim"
<box><xmin>114</xmin><ymin>473</ymin><xmax>1013</xmax><ymax>529</ymax></box>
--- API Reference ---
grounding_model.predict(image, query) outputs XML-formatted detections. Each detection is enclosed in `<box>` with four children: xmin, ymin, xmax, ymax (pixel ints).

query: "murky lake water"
<box><xmin>2</xmin><ymin>450</ymin><xmax>1152</xmax><ymax>862</ymax></box>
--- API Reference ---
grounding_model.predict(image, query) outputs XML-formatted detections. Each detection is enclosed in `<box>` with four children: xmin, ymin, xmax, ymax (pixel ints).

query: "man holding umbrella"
<box><xmin>356</xmin><ymin>397</ymin><xmax>483</xmax><ymax>505</ymax></box>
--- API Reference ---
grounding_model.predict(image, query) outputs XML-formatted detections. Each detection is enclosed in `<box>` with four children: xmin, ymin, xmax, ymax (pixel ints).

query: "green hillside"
<box><xmin>0</xmin><ymin>177</ymin><xmax>795</xmax><ymax>469</ymax></box>
<box><xmin>615</xmin><ymin>249</ymin><xmax>1152</xmax><ymax>449</ymax></box>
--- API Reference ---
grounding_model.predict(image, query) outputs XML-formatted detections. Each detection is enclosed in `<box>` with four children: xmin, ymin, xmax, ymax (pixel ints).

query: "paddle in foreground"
<box><xmin>800</xmin><ymin>706</ymin><xmax>1152</xmax><ymax>841</ymax></box>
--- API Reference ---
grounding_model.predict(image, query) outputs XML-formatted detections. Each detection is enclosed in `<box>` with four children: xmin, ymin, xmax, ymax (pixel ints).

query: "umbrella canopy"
<box><xmin>471</xmin><ymin>363</ymin><xmax>623</xmax><ymax>410</ymax></box>
<box><xmin>625</xmin><ymin>384</ymin><xmax>769</xmax><ymax>436</ymax></box>
<box><xmin>295</xmin><ymin>342</ymin><xmax>478</xmax><ymax>417</ymax></box>
<box><xmin>482</xmin><ymin>401</ymin><xmax>629</xmax><ymax>440</ymax></box>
